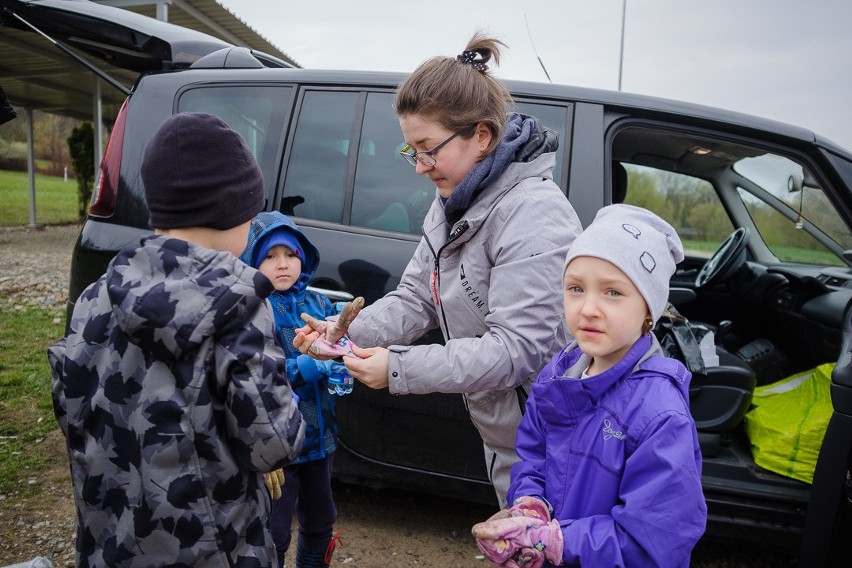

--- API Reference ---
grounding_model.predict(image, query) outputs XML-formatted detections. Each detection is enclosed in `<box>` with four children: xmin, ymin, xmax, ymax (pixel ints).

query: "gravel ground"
<box><xmin>0</xmin><ymin>224</ymin><xmax>800</xmax><ymax>567</ymax></box>
<box><xmin>0</xmin><ymin>224</ymin><xmax>77</xmax><ymax>318</ymax></box>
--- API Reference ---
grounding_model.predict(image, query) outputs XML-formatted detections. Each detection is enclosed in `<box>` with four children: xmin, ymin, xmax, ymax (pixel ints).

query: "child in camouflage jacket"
<box><xmin>49</xmin><ymin>113</ymin><xmax>305</xmax><ymax>568</ymax></box>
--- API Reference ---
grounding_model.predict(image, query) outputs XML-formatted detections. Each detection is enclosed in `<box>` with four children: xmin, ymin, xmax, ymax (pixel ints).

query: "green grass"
<box><xmin>0</xmin><ymin>168</ymin><xmax>80</xmax><ymax>226</ymax></box>
<box><xmin>0</xmin><ymin>308</ymin><xmax>66</xmax><ymax>497</ymax></box>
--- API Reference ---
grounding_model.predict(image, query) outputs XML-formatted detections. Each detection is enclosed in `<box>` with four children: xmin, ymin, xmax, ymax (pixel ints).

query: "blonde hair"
<box><xmin>394</xmin><ymin>32</ymin><xmax>514</xmax><ymax>156</ymax></box>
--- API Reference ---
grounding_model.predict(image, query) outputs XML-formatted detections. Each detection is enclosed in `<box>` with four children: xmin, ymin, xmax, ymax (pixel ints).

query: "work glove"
<box><xmin>502</xmin><ymin>495</ymin><xmax>553</xmax><ymax>564</ymax></box>
<box><xmin>509</xmin><ymin>495</ymin><xmax>552</xmax><ymax>522</ymax></box>
<box><xmin>263</xmin><ymin>468</ymin><xmax>284</xmax><ymax>500</ymax></box>
<box><xmin>472</xmin><ymin>515</ymin><xmax>563</xmax><ymax>568</ymax></box>
<box><xmin>300</xmin><ymin>297</ymin><xmax>364</xmax><ymax>357</ymax></box>
<box><xmin>482</xmin><ymin>508</ymin><xmax>512</xmax><ymax>523</ymax></box>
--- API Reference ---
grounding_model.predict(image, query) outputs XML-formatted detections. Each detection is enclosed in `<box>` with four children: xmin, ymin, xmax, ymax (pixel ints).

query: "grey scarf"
<box><xmin>442</xmin><ymin>112</ymin><xmax>558</xmax><ymax>225</ymax></box>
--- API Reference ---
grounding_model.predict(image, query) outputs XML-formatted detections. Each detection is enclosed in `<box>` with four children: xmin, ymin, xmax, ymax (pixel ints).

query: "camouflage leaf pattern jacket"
<box><xmin>48</xmin><ymin>235</ymin><xmax>305</xmax><ymax>567</ymax></box>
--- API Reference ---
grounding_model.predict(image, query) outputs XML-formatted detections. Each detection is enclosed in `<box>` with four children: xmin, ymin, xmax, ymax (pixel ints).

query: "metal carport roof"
<box><xmin>0</xmin><ymin>0</ymin><xmax>297</xmax><ymax>227</ymax></box>
<box><xmin>0</xmin><ymin>0</ymin><xmax>298</xmax><ymax>123</ymax></box>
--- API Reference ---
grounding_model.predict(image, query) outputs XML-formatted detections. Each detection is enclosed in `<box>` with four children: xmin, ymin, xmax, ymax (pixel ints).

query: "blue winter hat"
<box><xmin>253</xmin><ymin>229</ymin><xmax>302</xmax><ymax>269</ymax></box>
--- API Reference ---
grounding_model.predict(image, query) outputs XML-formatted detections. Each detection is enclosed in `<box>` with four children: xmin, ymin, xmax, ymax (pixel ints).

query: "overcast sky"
<box><xmin>217</xmin><ymin>0</ymin><xmax>852</xmax><ymax>151</ymax></box>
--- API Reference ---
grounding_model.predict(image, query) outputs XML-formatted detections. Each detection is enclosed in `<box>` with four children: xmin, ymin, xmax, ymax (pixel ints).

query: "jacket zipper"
<box><xmin>427</xmin><ymin>220</ymin><xmax>470</xmax><ymax>340</ymax></box>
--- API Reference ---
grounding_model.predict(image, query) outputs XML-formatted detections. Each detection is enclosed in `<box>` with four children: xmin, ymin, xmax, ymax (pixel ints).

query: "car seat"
<box><xmin>656</xmin><ymin>305</ymin><xmax>757</xmax><ymax>457</ymax></box>
<box><xmin>689</xmin><ymin>347</ymin><xmax>756</xmax><ymax>434</ymax></box>
<box><xmin>367</xmin><ymin>202</ymin><xmax>410</xmax><ymax>232</ymax></box>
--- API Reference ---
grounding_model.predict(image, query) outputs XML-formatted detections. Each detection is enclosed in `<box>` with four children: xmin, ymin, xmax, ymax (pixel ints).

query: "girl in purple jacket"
<box><xmin>473</xmin><ymin>204</ymin><xmax>706</xmax><ymax>567</ymax></box>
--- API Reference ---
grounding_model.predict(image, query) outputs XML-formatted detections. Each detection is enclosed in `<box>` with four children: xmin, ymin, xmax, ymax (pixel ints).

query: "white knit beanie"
<box><xmin>563</xmin><ymin>204</ymin><xmax>684</xmax><ymax>324</ymax></box>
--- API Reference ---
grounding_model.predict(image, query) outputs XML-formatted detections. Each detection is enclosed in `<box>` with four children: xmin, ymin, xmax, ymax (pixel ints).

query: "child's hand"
<box><xmin>297</xmin><ymin>296</ymin><xmax>363</xmax><ymax>342</ymax></box>
<box><xmin>308</xmin><ymin>334</ymin><xmax>359</xmax><ymax>358</ymax></box>
<box><xmin>298</xmin><ymin>314</ymin><xmax>328</xmax><ymax>335</ymax></box>
<box><xmin>293</xmin><ymin>324</ymin><xmax>335</xmax><ymax>361</ymax></box>
<box><xmin>297</xmin><ymin>297</ymin><xmax>365</xmax><ymax>358</ymax></box>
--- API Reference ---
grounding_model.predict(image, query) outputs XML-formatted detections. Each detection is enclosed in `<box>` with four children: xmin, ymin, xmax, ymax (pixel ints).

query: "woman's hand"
<box><xmin>293</xmin><ymin>324</ymin><xmax>335</xmax><ymax>361</ymax></box>
<box><xmin>344</xmin><ymin>345</ymin><xmax>390</xmax><ymax>389</ymax></box>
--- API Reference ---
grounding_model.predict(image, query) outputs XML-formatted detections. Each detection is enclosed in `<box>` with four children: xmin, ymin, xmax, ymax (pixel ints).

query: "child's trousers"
<box><xmin>271</xmin><ymin>454</ymin><xmax>337</xmax><ymax>567</ymax></box>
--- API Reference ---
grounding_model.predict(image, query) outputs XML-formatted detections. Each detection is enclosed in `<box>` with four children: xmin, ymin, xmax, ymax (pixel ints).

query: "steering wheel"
<box><xmin>695</xmin><ymin>227</ymin><xmax>751</xmax><ymax>288</ymax></box>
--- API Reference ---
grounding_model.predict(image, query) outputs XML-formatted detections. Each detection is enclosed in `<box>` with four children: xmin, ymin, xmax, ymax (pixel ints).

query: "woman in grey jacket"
<box><xmin>296</xmin><ymin>32</ymin><xmax>582</xmax><ymax>507</ymax></box>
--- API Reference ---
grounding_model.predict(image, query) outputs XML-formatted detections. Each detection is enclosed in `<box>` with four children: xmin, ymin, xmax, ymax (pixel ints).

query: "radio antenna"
<box><xmin>524</xmin><ymin>14</ymin><xmax>552</xmax><ymax>83</ymax></box>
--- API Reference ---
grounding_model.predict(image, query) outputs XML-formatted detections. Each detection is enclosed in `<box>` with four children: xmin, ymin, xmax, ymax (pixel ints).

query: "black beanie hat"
<box><xmin>141</xmin><ymin>112</ymin><xmax>265</xmax><ymax>230</ymax></box>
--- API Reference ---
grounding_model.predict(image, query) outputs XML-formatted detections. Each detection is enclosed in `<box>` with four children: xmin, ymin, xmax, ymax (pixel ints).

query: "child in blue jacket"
<box><xmin>473</xmin><ymin>204</ymin><xmax>706</xmax><ymax>567</ymax></box>
<box><xmin>242</xmin><ymin>211</ymin><xmax>350</xmax><ymax>568</ymax></box>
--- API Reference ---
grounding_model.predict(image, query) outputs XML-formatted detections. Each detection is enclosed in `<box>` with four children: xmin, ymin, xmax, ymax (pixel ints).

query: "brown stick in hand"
<box><xmin>324</xmin><ymin>296</ymin><xmax>364</xmax><ymax>344</ymax></box>
<box><xmin>299</xmin><ymin>313</ymin><xmax>328</xmax><ymax>334</ymax></box>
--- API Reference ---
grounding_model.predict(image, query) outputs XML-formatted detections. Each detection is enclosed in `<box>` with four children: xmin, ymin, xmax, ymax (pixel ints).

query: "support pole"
<box><xmin>93</xmin><ymin>76</ymin><xmax>103</xmax><ymax>173</ymax></box>
<box><xmin>618</xmin><ymin>0</ymin><xmax>626</xmax><ymax>91</ymax></box>
<box><xmin>25</xmin><ymin>107</ymin><xmax>41</xmax><ymax>229</ymax></box>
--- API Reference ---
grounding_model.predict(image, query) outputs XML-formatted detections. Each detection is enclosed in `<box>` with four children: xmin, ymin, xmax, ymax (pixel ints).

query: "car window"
<box><xmin>732</xmin><ymin>154</ymin><xmax>851</xmax><ymax>266</ymax></box>
<box><xmin>280</xmin><ymin>91</ymin><xmax>570</xmax><ymax>234</ymax></box>
<box><xmin>622</xmin><ymin>163</ymin><xmax>734</xmax><ymax>258</ymax></box>
<box><xmin>514</xmin><ymin>101</ymin><xmax>569</xmax><ymax>188</ymax></box>
<box><xmin>280</xmin><ymin>90</ymin><xmax>358</xmax><ymax>223</ymax></box>
<box><xmin>350</xmin><ymin>93</ymin><xmax>435</xmax><ymax>234</ymax></box>
<box><xmin>348</xmin><ymin>97</ymin><xmax>570</xmax><ymax>235</ymax></box>
<box><xmin>736</xmin><ymin>187</ymin><xmax>846</xmax><ymax>266</ymax></box>
<box><xmin>177</xmin><ymin>85</ymin><xmax>293</xmax><ymax>203</ymax></box>
<box><xmin>613</xmin><ymin>125</ymin><xmax>852</xmax><ymax>266</ymax></box>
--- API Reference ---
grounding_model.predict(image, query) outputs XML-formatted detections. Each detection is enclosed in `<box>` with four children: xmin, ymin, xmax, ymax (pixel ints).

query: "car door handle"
<box><xmin>308</xmin><ymin>286</ymin><xmax>355</xmax><ymax>303</ymax></box>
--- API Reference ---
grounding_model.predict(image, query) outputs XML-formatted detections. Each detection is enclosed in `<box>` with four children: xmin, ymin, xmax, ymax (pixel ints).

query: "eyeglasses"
<box><xmin>399</xmin><ymin>133</ymin><xmax>458</xmax><ymax>167</ymax></box>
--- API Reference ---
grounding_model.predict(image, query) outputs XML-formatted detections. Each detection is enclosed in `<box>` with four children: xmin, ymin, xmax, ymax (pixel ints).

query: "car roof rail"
<box><xmin>191</xmin><ymin>46</ymin><xmax>294</xmax><ymax>69</ymax></box>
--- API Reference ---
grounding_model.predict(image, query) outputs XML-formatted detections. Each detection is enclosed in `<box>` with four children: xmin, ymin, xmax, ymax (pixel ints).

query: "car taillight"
<box><xmin>88</xmin><ymin>98</ymin><xmax>128</xmax><ymax>217</ymax></box>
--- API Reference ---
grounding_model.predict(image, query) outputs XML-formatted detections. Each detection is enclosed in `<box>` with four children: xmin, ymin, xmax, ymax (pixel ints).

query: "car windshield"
<box><xmin>734</xmin><ymin>154</ymin><xmax>852</xmax><ymax>266</ymax></box>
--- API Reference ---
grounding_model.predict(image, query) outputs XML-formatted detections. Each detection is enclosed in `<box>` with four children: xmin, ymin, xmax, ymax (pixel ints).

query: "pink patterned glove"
<box><xmin>513</xmin><ymin>546</ymin><xmax>546</xmax><ymax>568</ymax></box>
<box><xmin>509</xmin><ymin>496</ymin><xmax>551</xmax><ymax>522</ymax></box>
<box><xmin>503</xmin><ymin>497</ymin><xmax>553</xmax><ymax>568</ymax></box>
<box><xmin>472</xmin><ymin>515</ymin><xmax>563</xmax><ymax>567</ymax></box>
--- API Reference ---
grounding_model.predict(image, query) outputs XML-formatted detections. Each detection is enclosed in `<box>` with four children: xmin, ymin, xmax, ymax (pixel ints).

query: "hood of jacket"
<box><xmin>107</xmin><ymin>235</ymin><xmax>273</xmax><ymax>361</ymax></box>
<box><xmin>241</xmin><ymin>211</ymin><xmax>320</xmax><ymax>294</ymax></box>
<box><xmin>422</xmin><ymin>144</ymin><xmax>559</xmax><ymax>255</ymax></box>
<box><xmin>442</xmin><ymin>112</ymin><xmax>558</xmax><ymax>225</ymax></box>
<box><xmin>536</xmin><ymin>334</ymin><xmax>692</xmax><ymax>414</ymax></box>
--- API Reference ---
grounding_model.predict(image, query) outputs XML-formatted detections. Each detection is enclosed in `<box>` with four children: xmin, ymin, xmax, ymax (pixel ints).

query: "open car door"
<box><xmin>800</xmin><ymin>299</ymin><xmax>852</xmax><ymax>566</ymax></box>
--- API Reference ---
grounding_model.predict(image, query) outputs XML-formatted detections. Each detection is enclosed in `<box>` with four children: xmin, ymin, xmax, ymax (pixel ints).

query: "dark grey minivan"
<box><xmin>6</xmin><ymin>1</ymin><xmax>852</xmax><ymax>564</ymax></box>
